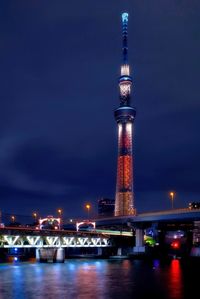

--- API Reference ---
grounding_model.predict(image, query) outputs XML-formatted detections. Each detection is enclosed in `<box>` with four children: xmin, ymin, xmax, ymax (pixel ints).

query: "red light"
<box><xmin>171</xmin><ymin>241</ymin><xmax>180</xmax><ymax>249</ymax></box>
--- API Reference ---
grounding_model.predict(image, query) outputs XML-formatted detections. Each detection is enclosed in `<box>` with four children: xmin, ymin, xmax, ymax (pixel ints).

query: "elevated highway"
<box><xmin>95</xmin><ymin>208</ymin><xmax>200</xmax><ymax>255</ymax></box>
<box><xmin>95</xmin><ymin>208</ymin><xmax>200</xmax><ymax>227</ymax></box>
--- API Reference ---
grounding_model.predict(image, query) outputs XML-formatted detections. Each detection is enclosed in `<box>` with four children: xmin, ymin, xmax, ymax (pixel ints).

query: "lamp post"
<box><xmin>57</xmin><ymin>209</ymin><xmax>62</xmax><ymax>229</ymax></box>
<box><xmin>57</xmin><ymin>209</ymin><xmax>62</xmax><ymax>218</ymax></box>
<box><xmin>11</xmin><ymin>215</ymin><xmax>15</xmax><ymax>223</ymax></box>
<box><xmin>86</xmin><ymin>204</ymin><xmax>91</xmax><ymax>219</ymax></box>
<box><xmin>33</xmin><ymin>212</ymin><xmax>37</xmax><ymax>224</ymax></box>
<box><xmin>170</xmin><ymin>192</ymin><xmax>174</xmax><ymax>209</ymax></box>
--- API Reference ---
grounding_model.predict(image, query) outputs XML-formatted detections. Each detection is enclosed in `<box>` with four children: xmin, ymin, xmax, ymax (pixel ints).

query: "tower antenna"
<box><xmin>122</xmin><ymin>12</ymin><xmax>129</xmax><ymax>64</ymax></box>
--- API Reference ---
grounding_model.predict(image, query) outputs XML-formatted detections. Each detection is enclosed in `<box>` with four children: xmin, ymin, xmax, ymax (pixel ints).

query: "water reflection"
<box><xmin>0</xmin><ymin>258</ymin><xmax>197</xmax><ymax>299</ymax></box>
<box><xmin>153</xmin><ymin>259</ymin><xmax>160</xmax><ymax>269</ymax></box>
<box><xmin>168</xmin><ymin>259</ymin><xmax>183</xmax><ymax>299</ymax></box>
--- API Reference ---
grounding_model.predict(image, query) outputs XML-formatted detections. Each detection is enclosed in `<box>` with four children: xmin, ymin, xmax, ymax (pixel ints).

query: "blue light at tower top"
<box><xmin>121</xmin><ymin>12</ymin><xmax>129</xmax><ymax>64</ymax></box>
<box><xmin>122</xmin><ymin>12</ymin><xmax>128</xmax><ymax>23</ymax></box>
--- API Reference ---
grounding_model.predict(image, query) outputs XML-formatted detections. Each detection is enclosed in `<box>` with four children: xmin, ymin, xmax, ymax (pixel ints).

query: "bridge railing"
<box><xmin>138</xmin><ymin>208</ymin><xmax>194</xmax><ymax>217</ymax></box>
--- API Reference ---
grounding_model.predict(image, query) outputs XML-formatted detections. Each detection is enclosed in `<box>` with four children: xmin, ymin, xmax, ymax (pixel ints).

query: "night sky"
<box><xmin>0</xmin><ymin>0</ymin><xmax>200</xmax><ymax>219</ymax></box>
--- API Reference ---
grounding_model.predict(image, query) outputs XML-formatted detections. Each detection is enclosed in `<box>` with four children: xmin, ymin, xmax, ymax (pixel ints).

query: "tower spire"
<box><xmin>122</xmin><ymin>12</ymin><xmax>129</xmax><ymax>64</ymax></box>
<box><xmin>119</xmin><ymin>12</ymin><xmax>132</xmax><ymax>107</ymax></box>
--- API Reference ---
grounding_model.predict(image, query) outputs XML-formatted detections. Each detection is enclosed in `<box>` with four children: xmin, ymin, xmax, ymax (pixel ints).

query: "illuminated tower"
<box><xmin>114</xmin><ymin>13</ymin><xmax>136</xmax><ymax>216</ymax></box>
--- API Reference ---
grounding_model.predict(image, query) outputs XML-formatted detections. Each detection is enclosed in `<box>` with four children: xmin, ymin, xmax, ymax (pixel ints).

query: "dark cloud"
<box><xmin>0</xmin><ymin>0</ymin><xmax>199</xmax><ymax>217</ymax></box>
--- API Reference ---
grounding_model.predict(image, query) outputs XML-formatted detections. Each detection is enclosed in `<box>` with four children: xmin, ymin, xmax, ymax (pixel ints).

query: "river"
<box><xmin>0</xmin><ymin>258</ymin><xmax>199</xmax><ymax>299</ymax></box>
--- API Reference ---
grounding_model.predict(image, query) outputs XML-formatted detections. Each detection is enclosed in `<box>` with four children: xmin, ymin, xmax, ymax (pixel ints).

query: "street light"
<box><xmin>33</xmin><ymin>212</ymin><xmax>37</xmax><ymax>219</ymax></box>
<box><xmin>57</xmin><ymin>209</ymin><xmax>62</xmax><ymax>218</ymax></box>
<box><xmin>170</xmin><ymin>192</ymin><xmax>174</xmax><ymax>209</ymax></box>
<box><xmin>86</xmin><ymin>204</ymin><xmax>91</xmax><ymax>219</ymax></box>
<box><xmin>57</xmin><ymin>209</ymin><xmax>62</xmax><ymax>229</ymax></box>
<box><xmin>32</xmin><ymin>212</ymin><xmax>38</xmax><ymax>224</ymax></box>
<box><xmin>11</xmin><ymin>215</ymin><xmax>15</xmax><ymax>223</ymax></box>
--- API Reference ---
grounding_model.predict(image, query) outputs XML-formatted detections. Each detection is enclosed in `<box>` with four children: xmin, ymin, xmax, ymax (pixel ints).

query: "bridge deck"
<box><xmin>95</xmin><ymin>208</ymin><xmax>200</xmax><ymax>226</ymax></box>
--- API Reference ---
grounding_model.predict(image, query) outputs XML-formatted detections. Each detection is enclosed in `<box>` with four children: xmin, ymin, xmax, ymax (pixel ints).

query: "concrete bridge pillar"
<box><xmin>117</xmin><ymin>248</ymin><xmax>122</xmax><ymax>256</ymax></box>
<box><xmin>36</xmin><ymin>248</ymin><xmax>40</xmax><ymax>262</ymax></box>
<box><xmin>97</xmin><ymin>247</ymin><xmax>103</xmax><ymax>256</ymax></box>
<box><xmin>133</xmin><ymin>228</ymin><xmax>145</xmax><ymax>254</ymax></box>
<box><xmin>56</xmin><ymin>248</ymin><xmax>65</xmax><ymax>263</ymax></box>
<box><xmin>35</xmin><ymin>248</ymin><xmax>65</xmax><ymax>263</ymax></box>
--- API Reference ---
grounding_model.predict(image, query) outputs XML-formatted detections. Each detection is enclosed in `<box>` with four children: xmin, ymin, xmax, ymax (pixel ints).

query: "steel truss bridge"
<box><xmin>0</xmin><ymin>227</ymin><xmax>112</xmax><ymax>249</ymax></box>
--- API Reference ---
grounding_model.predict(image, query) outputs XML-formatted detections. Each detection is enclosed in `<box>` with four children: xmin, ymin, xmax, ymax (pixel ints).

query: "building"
<box><xmin>98</xmin><ymin>198</ymin><xmax>115</xmax><ymax>217</ymax></box>
<box><xmin>114</xmin><ymin>13</ymin><xmax>136</xmax><ymax>216</ymax></box>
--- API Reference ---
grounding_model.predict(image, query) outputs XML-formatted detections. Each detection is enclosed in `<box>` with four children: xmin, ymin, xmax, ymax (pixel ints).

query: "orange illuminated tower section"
<box><xmin>114</xmin><ymin>13</ymin><xmax>136</xmax><ymax>216</ymax></box>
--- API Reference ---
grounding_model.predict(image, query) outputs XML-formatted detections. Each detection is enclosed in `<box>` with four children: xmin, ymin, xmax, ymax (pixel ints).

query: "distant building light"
<box><xmin>171</xmin><ymin>241</ymin><xmax>180</xmax><ymax>249</ymax></box>
<box><xmin>188</xmin><ymin>202</ymin><xmax>200</xmax><ymax>209</ymax></box>
<box><xmin>98</xmin><ymin>198</ymin><xmax>115</xmax><ymax>217</ymax></box>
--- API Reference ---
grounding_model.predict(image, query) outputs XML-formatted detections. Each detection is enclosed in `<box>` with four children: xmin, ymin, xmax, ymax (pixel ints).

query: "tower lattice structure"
<box><xmin>114</xmin><ymin>13</ymin><xmax>136</xmax><ymax>216</ymax></box>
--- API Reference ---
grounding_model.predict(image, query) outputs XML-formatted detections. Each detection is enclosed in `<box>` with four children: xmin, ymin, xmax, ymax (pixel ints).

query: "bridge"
<box><xmin>0</xmin><ymin>227</ymin><xmax>111</xmax><ymax>248</ymax></box>
<box><xmin>95</xmin><ymin>208</ymin><xmax>200</xmax><ymax>226</ymax></box>
<box><xmin>0</xmin><ymin>227</ymin><xmax>114</xmax><ymax>262</ymax></box>
<box><xmin>1</xmin><ymin>208</ymin><xmax>200</xmax><ymax>261</ymax></box>
<box><xmin>95</xmin><ymin>208</ymin><xmax>200</xmax><ymax>255</ymax></box>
